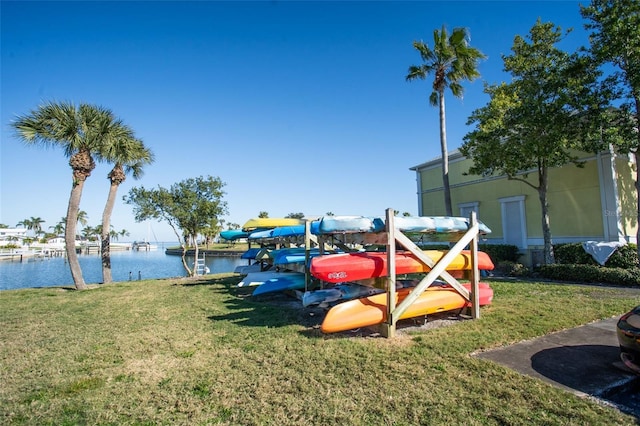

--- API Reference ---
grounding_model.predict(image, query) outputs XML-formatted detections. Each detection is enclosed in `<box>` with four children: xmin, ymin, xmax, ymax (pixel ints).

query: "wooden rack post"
<box><xmin>381</xmin><ymin>209</ymin><xmax>482</xmax><ymax>337</ymax></box>
<box><xmin>380</xmin><ymin>210</ymin><xmax>397</xmax><ymax>338</ymax></box>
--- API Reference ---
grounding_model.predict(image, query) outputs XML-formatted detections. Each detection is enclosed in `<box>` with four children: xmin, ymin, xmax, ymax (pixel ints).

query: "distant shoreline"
<box><xmin>165</xmin><ymin>248</ymin><xmax>243</xmax><ymax>257</ymax></box>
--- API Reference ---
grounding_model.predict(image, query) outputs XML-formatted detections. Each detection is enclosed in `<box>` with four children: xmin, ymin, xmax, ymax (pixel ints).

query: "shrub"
<box><xmin>537</xmin><ymin>264</ymin><xmax>640</xmax><ymax>287</ymax></box>
<box><xmin>553</xmin><ymin>243</ymin><xmax>597</xmax><ymax>265</ymax></box>
<box><xmin>606</xmin><ymin>244</ymin><xmax>638</xmax><ymax>269</ymax></box>
<box><xmin>496</xmin><ymin>260</ymin><xmax>530</xmax><ymax>277</ymax></box>
<box><xmin>479</xmin><ymin>244</ymin><xmax>520</xmax><ymax>263</ymax></box>
<box><xmin>553</xmin><ymin>242</ymin><xmax>638</xmax><ymax>269</ymax></box>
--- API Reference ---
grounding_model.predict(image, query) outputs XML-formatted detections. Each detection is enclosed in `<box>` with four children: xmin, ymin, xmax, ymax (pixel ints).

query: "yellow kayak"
<box><xmin>242</xmin><ymin>218</ymin><xmax>305</xmax><ymax>231</ymax></box>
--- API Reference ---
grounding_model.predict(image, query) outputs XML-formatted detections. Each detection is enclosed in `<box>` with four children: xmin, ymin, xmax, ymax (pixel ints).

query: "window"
<box><xmin>458</xmin><ymin>202</ymin><xmax>479</xmax><ymax>220</ymax></box>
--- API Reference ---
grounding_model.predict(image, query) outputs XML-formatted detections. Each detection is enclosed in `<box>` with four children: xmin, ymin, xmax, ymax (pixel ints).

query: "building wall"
<box><xmin>415</xmin><ymin>151</ymin><xmax>638</xmax><ymax>263</ymax></box>
<box><xmin>616</xmin><ymin>157</ymin><xmax>638</xmax><ymax>241</ymax></box>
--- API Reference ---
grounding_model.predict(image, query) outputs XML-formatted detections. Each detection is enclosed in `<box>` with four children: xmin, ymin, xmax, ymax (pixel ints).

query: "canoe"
<box><xmin>248</xmin><ymin>222</ymin><xmax>321</xmax><ymax>240</ymax></box>
<box><xmin>242</xmin><ymin>218</ymin><xmax>305</xmax><ymax>231</ymax></box>
<box><xmin>241</xmin><ymin>248</ymin><xmax>262</xmax><ymax>259</ymax></box>
<box><xmin>318</xmin><ymin>216</ymin><xmax>385</xmax><ymax>233</ymax></box>
<box><xmin>238</xmin><ymin>271</ymin><xmax>302</xmax><ymax>287</ymax></box>
<box><xmin>251</xmin><ymin>272</ymin><xmax>307</xmax><ymax>296</ymax></box>
<box><xmin>316</xmin><ymin>215</ymin><xmax>491</xmax><ymax>235</ymax></box>
<box><xmin>271</xmin><ymin>247</ymin><xmax>324</xmax><ymax>265</ymax></box>
<box><xmin>302</xmin><ymin>283</ymin><xmax>384</xmax><ymax>307</ymax></box>
<box><xmin>234</xmin><ymin>263</ymin><xmax>263</xmax><ymax>274</ymax></box>
<box><xmin>321</xmin><ymin>282</ymin><xmax>494</xmax><ymax>333</ymax></box>
<box><xmin>310</xmin><ymin>250</ymin><xmax>494</xmax><ymax>283</ymax></box>
<box><xmin>220</xmin><ymin>229</ymin><xmax>250</xmax><ymax>241</ymax></box>
<box><xmin>393</xmin><ymin>216</ymin><xmax>492</xmax><ymax>235</ymax></box>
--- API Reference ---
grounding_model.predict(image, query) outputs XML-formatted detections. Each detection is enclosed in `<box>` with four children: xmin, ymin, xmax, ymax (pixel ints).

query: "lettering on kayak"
<box><xmin>327</xmin><ymin>271</ymin><xmax>348</xmax><ymax>280</ymax></box>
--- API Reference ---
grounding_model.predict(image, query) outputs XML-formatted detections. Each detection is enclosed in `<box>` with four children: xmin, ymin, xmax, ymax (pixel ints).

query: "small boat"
<box><xmin>251</xmin><ymin>272</ymin><xmax>307</xmax><ymax>296</ymax></box>
<box><xmin>242</xmin><ymin>218</ymin><xmax>305</xmax><ymax>231</ymax></box>
<box><xmin>316</xmin><ymin>215</ymin><xmax>492</xmax><ymax>236</ymax></box>
<box><xmin>220</xmin><ymin>229</ymin><xmax>250</xmax><ymax>241</ymax></box>
<box><xmin>310</xmin><ymin>250</ymin><xmax>494</xmax><ymax>283</ymax></box>
<box><xmin>302</xmin><ymin>283</ymin><xmax>384</xmax><ymax>307</ymax></box>
<box><xmin>132</xmin><ymin>241</ymin><xmax>158</xmax><ymax>251</ymax></box>
<box><xmin>321</xmin><ymin>282</ymin><xmax>494</xmax><ymax>333</ymax></box>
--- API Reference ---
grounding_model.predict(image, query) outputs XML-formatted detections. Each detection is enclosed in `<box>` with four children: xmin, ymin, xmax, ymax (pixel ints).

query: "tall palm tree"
<box><xmin>49</xmin><ymin>221</ymin><xmax>65</xmax><ymax>237</ymax></box>
<box><xmin>76</xmin><ymin>210</ymin><xmax>89</xmax><ymax>228</ymax></box>
<box><xmin>12</xmin><ymin>101</ymin><xmax>123</xmax><ymax>290</ymax></box>
<box><xmin>406</xmin><ymin>26</ymin><xmax>486</xmax><ymax>216</ymax></box>
<box><xmin>16</xmin><ymin>218</ymin><xmax>32</xmax><ymax>230</ymax></box>
<box><xmin>30</xmin><ymin>217</ymin><xmax>45</xmax><ymax>238</ymax></box>
<box><xmin>99</xmin><ymin>133</ymin><xmax>154</xmax><ymax>283</ymax></box>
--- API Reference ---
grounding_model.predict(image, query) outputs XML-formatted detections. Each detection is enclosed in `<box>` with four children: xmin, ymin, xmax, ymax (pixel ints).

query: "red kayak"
<box><xmin>310</xmin><ymin>250</ymin><xmax>494</xmax><ymax>283</ymax></box>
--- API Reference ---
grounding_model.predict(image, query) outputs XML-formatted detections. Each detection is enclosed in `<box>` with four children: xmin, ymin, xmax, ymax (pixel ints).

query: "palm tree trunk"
<box><xmin>66</xmin><ymin>182</ymin><xmax>87</xmax><ymax>290</ymax></box>
<box><xmin>439</xmin><ymin>90</ymin><xmax>453</xmax><ymax>216</ymax></box>
<box><xmin>101</xmin><ymin>182</ymin><xmax>119</xmax><ymax>284</ymax></box>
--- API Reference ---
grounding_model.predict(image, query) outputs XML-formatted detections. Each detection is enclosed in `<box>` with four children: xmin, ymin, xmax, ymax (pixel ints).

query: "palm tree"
<box><xmin>99</xmin><ymin>132</ymin><xmax>154</xmax><ymax>283</ymax></box>
<box><xmin>49</xmin><ymin>222</ymin><xmax>65</xmax><ymax>237</ymax></box>
<box><xmin>16</xmin><ymin>218</ymin><xmax>31</xmax><ymax>231</ymax></box>
<box><xmin>76</xmin><ymin>210</ymin><xmax>89</xmax><ymax>228</ymax></box>
<box><xmin>406</xmin><ymin>26</ymin><xmax>486</xmax><ymax>216</ymax></box>
<box><xmin>30</xmin><ymin>217</ymin><xmax>45</xmax><ymax>238</ymax></box>
<box><xmin>12</xmin><ymin>101</ymin><xmax>124</xmax><ymax>290</ymax></box>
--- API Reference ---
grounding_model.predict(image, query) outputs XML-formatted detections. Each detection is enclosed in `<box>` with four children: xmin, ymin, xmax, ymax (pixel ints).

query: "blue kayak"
<box><xmin>251</xmin><ymin>273</ymin><xmax>307</xmax><ymax>296</ymax></box>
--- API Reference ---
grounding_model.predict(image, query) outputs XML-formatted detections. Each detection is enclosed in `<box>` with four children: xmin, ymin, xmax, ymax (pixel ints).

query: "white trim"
<box><xmin>597</xmin><ymin>146</ymin><xmax>626</xmax><ymax>242</ymax></box>
<box><xmin>415</xmin><ymin>169</ymin><xmax>423</xmax><ymax>216</ymax></box>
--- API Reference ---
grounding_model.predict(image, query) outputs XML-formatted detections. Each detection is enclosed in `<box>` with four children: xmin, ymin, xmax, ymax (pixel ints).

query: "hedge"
<box><xmin>536</xmin><ymin>263</ymin><xmax>640</xmax><ymax>287</ymax></box>
<box><xmin>553</xmin><ymin>243</ymin><xmax>638</xmax><ymax>269</ymax></box>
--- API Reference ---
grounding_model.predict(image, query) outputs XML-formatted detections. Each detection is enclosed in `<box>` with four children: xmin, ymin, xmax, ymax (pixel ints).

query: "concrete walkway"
<box><xmin>475</xmin><ymin>317</ymin><xmax>640</xmax><ymax>416</ymax></box>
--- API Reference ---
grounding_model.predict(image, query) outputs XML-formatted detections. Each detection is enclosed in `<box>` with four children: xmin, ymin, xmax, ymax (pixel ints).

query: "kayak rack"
<box><xmin>380</xmin><ymin>209</ymin><xmax>482</xmax><ymax>338</ymax></box>
<box><xmin>307</xmin><ymin>209</ymin><xmax>484</xmax><ymax>338</ymax></box>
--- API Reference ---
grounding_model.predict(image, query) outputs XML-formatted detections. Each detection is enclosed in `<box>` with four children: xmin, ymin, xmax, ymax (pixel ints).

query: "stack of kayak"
<box><xmin>231</xmin><ymin>215</ymin><xmax>495</xmax><ymax>333</ymax></box>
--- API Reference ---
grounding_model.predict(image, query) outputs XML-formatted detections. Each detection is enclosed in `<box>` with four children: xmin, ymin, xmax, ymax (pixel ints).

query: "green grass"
<box><xmin>1</xmin><ymin>276</ymin><xmax>640</xmax><ymax>425</ymax></box>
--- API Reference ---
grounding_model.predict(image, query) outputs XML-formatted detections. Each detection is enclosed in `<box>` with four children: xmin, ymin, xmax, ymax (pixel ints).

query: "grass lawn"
<box><xmin>1</xmin><ymin>276</ymin><xmax>640</xmax><ymax>425</ymax></box>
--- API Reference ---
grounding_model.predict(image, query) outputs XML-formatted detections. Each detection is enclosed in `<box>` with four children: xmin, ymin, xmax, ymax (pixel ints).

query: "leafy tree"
<box><xmin>0</xmin><ymin>224</ymin><xmax>8</xmax><ymax>229</ymax></box>
<box><xmin>460</xmin><ymin>20</ymin><xmax>606</xmax><ymax>264</ymax></box>
<box><xmin>201</xmin><ymin>218</ymin><xmax>222</xmax><ymax>247</ymax></box>
<box><xmin>12</xmin><ymin>102</ymin><xmax>125</xmax><ymax>289</ymax></box>
<box><xmin>582</xmin><ymin>0</ymin><xmax>640</xmax><ymax>261</ymax></box>
<box><xmin>124</xmin><ymin>176</ymin><xmax>228</xmax><ymax>276</ymax></box>
<box><xmin>258</xmin><ymin>211</ymin><xmax>269</xmax><ymax>218</ymax></box>
<box><xmin>99</xmin><ymin>126</ymin><xmax>153</xmax><ymax>284</ymax></box>
<box><xmin>406</xmin><ymin>25</ymin><xmax>486</xmax><ymax>216</ymax></box>
<box><xmin>286</xmin><ymin>212</ymin><xmax>305</xmax><ymax>219</ymax></box>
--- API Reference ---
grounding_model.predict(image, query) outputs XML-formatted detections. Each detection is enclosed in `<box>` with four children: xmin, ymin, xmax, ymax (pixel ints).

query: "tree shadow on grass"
<box><xmin>205</xmin><ymin>285</ymin><xmax>327</xmax><ymax>331</ymax></box>
<box><xmin>186</xmin><ymin>275</ymin><xmax>471</xmax><ymax>339</ymax></box>
<box><xmin>173</xmin><ymin>275</ymin><xmax>240</xmax><ymax>288</ymax></box>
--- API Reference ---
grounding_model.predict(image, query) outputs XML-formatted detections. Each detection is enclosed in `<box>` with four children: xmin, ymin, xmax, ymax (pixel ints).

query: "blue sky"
<box><xmin>1</xmin><ymin>1</ymin><xmax>590</xmax><ymax>242</ymax></box>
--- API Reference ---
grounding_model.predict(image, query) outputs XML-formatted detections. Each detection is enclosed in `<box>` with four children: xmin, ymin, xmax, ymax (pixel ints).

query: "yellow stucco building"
<box><xmin>410</xmin><ymin>149</ymin><xmax>638</xmax><ymax>265</ymax></box>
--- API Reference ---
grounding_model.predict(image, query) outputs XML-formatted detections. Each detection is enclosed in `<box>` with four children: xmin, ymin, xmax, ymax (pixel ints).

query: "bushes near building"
<box><xmin>537</xmin><ymin>243</ymin><xmax>639</xmax><ymax>286</ymax></box>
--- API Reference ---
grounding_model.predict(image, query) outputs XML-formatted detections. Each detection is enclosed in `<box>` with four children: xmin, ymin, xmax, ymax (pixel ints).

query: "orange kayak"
<box><xmin>310</xmin><ymin>250</ymin><xmax>494</xmax><ymax>283</ymax></box>
<box><xmin>321</xmin><ymin>282</ymin><xmax>493</xmax><ymax>333</ymax></box>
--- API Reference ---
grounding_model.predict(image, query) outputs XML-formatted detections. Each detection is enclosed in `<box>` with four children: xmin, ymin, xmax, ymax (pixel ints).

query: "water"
<box><xmin>0</xmin><ymin>245</ymin><xmax>247</xmax><ymax>291</ymax></box>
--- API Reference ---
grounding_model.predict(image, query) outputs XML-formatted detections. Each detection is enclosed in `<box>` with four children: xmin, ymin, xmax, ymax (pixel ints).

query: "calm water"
<box><xmin>0</xmin><ymin>245</ymin><xmax>247</xmax><ymax>291</ymax></box>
